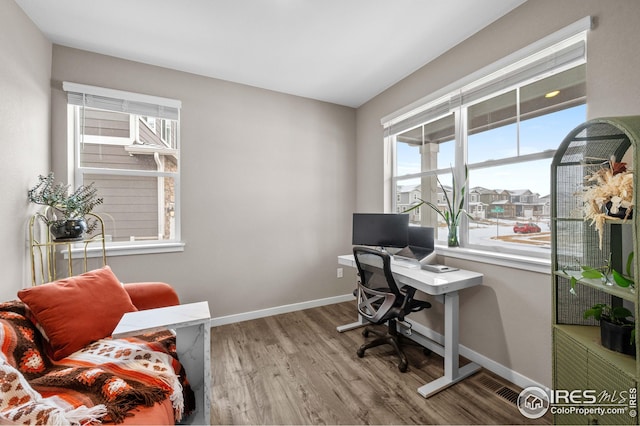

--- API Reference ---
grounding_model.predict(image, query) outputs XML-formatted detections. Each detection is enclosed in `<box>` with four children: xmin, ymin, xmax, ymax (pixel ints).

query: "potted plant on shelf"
<box><xmin>567</xmin><ymin>251</ymin><xmax>635</xmax><ymax>294</ymax></box>
<box><xmin>582</xmin><ymin>156</ymin><xmax>633</xmax><ymax>249</ymax></box>
<box><xmin>27</xmin><ymin>172</ymin><xmax>103</xmax><ymax>241</ymax></box>
<box><xmin>584</xmin><ymin>303</ymin><xmax>636</xmax><ymax>356</ymax></box>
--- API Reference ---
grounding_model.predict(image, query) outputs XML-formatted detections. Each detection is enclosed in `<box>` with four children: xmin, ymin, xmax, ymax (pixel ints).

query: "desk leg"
<box><xmin>336</xmin><ymin>293</ymin><xmax>366</xmax><ymax>332</ymax></box>
<box><xmin>336</xmin><ymin>313</ymin><xmax>367</xmax><ymax>332</ymax></box>
<box><xmin>444</xmin><ymin>291</ymin><xmax>458</xmax><ymax>381</ymax></box>
<box><xmin>417</xmin><ymin>291</ymin><xmax>481</xmax><ymax>398</ymax></box>
<box><xmin>177</xmin><ymin>323</ymin><xmax>211</xmax><ymax>425</ymax></box>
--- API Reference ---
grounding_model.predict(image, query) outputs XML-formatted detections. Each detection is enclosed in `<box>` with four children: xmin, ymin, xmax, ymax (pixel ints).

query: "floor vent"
<box><xmin>477</xmin><ymin>374</ymin><xmax>503</xmax><ymax>392</ymax></box>
<box><xmin>496</xmin><ymin>386</ymin><xmax>520</xmax><ymax>405</ymax></box>
<box><xmin>476</xmin><ymin>373</ymin><xmax>520</xmax><ymax>406</ymax></box>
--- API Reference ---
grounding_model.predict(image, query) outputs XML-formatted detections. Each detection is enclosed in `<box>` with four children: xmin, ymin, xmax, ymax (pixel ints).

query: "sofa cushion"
<box><xmin>123</xmin><ymin>282</ymin><xmax>180</xmax><ymax>310</ymax></box>
<box><xmin>17</xmin><ymin>266</ymin><xmax>137</xmax><ymax>360</ymax></box>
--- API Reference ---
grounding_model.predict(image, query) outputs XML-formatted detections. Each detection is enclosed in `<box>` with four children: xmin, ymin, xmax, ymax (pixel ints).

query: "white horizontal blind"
<box><xmin>460</xmin><ymin>35</ymin><xmax>586</xmax><ymax>107</ymax></box>
<box><xmin>386</xmin><ymin>95</ymin><xmax>455</xmax><ymax>136</ymax></box>
<box><xmin>383</xmin><ymin>17</ymin><xmax>590</xmax><ymax>135</ymax></box>
<box><xmin>63</xmin><ymin>82</ymin><xmax>181</xmax><ymax>120</ymax></box>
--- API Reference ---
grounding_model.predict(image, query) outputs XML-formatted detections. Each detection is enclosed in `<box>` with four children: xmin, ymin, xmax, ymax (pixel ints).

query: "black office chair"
<box><xmin>352</xmin><ymin>246</ymin><xmax>431</xmax><ymax>372</ymax></box>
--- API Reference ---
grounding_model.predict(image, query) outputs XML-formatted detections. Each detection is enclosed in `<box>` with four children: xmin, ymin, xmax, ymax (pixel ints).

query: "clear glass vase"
<box><xmin>447</xmin><ymin>224</ymin><xmax>459</xmax><ymax>247</ymax></box>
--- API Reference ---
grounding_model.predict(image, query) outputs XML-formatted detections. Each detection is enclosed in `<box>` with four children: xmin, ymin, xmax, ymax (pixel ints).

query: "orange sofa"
<box><xmin>0</xmin><ymin>267</ymin><xmax>194</xmax><ymax>424</ymax></box>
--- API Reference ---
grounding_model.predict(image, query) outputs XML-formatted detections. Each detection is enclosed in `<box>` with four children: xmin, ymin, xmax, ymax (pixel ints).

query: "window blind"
<box><xmin>386</xmin><ymin>95</ymin><xmax>455</xmax><ymax>136</ymax></box>
<box><xmin>383</xmin><ymin>16</ymin><xmax>591</xmax><ymax>136</ymax></box>
<box><xmin>63</xmin><ymin>82</ymin><xmax>181</xmax><ymax>121</ymax></box>
<box><xmin>460</xmin><ymin>36</ymin><xmax>586</xmax><ymax>107</ymax></box>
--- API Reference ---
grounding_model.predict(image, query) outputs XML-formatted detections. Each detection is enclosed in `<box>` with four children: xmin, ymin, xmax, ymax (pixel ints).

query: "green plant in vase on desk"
<box><xmin>404</xmin><ymin>166</ymin><xmax>471</xmax><ymax>248</ymax></box>
<box><xmin>27</xmin><ymin>172</ymin><xmax>103</xmax><ymax>241</ymax></box>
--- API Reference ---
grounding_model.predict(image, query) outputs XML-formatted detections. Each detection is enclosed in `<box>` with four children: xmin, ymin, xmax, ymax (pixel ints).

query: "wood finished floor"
<box><xmin>210</xmin><ymin>301</ymin><xmax>552</xmax><ymax>425</ymax></box>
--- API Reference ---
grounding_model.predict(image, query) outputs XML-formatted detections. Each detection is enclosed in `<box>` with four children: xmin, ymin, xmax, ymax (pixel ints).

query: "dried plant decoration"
<box><xmin>582</xmin><ymin>156</ymin><xmax>634</xmax><ymax>249</ymax></box>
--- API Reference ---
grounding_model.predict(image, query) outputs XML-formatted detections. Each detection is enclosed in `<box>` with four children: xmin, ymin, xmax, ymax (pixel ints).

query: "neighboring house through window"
<box><xmin>63</xmin><ymin>82</ymin><xmax>182</xmax><ymax>253</ymax></box>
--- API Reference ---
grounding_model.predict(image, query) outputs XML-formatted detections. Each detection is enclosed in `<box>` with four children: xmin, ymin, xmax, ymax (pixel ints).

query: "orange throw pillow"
<box><xmin>18</xmin><ymin>266</ymin><xmax>137</xmax><ymax>360</ymax></box>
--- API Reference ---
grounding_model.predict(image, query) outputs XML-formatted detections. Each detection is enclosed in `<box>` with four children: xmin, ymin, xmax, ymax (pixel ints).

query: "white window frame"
<box><xmin>382</xmin><ymin>17</ymin><xmax>592</xmax><ymax>272</ymax></box>
<box><xmin>63</xmin><ymin>82</ymin><xmax>184</xmax><ymax>257</ymax></box>
<box><xmin>160</xmin><ymin>119</ymin><xmax>173</xmax><ymax>148</ymax></box>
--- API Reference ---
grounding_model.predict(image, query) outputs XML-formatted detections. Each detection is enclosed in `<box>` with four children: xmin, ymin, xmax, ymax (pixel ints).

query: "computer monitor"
<box><xmin>395</xmin><ymin>226</ymin><xmax>436</xmax><ymax>263</ymax></box>
<box><xmin>351</xmin><ymin>213</ymin><xmax>409</xmax><ymax>248</ymax></box>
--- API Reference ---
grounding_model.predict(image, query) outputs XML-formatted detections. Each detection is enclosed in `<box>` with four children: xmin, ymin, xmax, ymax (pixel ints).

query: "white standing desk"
<box><xmin>338</xmin><ymin>254</ymin><xmax>483</xmax><ymax>398</ymax></box>
<box><xmin>113</xmin><ymin>301</ymin><xmax>211</xmax><ymax>425</ymax></box>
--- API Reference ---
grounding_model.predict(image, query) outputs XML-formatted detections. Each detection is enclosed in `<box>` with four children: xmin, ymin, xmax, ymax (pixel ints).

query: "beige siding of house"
<box><xmin>138</xmin><ymin>120</ymin><xmax>158</xmax><ymax>145</ymax></box>
<box><xmin>81</xmin><ymin>142</ymin><xmax>160</xmax><ymax>241</ymax></box>
<box><xmin>86</xmin><ymin>173</ymin><xmax>159</xmax><ymax>241</ymax></box>
<box><xmin>138</xmin><ymin>118</ymin><xmax>178</xmax><ymax>149</ymax></box>
<box><xmin>80</xmin><ymin>143</ymin><xmax>158</xmax><ymax>170</ymax></box>
<box><xmin>82</xmin><ymin>109</ymin><xmax>130</xmax><ymax>139</ymax></box>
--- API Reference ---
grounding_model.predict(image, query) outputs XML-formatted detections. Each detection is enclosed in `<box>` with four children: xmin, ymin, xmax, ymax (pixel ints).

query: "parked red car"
<box><xmin>513</xmin><ymin>222</ymin><xmax>541</xmax><ymax>233</ymax></box>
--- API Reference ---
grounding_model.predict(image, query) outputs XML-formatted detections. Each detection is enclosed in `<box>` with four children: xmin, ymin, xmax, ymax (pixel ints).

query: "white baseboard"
<box><xmin>211</xmin><ymin>293</ymin><xmax>548</xmax><ymax>391</ymax></box>
<box><xmin>210</xmin><ymin>293</ymin><xmax>354</xmax><ymax>327</ymax></box>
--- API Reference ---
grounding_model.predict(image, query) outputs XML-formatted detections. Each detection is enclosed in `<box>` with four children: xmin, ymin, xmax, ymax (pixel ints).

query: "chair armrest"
<box><xmin>123</xmin><ymin>282</ymin><xmax>180</xmax><ymax>311</ymax></box>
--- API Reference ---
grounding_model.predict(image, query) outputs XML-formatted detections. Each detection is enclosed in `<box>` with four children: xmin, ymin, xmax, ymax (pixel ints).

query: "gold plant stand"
<box><xmin>29</xmin><ymin>208</ymin><xmax>107</xmax><ymax>285</ymax></box>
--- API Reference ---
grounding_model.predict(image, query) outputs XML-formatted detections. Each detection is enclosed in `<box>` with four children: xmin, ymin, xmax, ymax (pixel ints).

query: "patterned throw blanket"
<box><xmin>0</xmin><ymin>300</ymin><xmax>194</xmax><ymax>424</ymax></box>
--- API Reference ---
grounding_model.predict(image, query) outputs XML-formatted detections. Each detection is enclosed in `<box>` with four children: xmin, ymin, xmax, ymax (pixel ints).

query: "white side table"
<box><xmin>113</xmin><ymin>301</ymin><xmax>211</xmax><ymax>425</ymax></box>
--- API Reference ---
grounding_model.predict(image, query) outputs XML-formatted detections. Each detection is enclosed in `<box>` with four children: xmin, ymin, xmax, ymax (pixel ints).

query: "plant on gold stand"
<box><xmin>28</xmin><ymin>172</ymin><xmax>103</xmax><ymax>240</ymax></box>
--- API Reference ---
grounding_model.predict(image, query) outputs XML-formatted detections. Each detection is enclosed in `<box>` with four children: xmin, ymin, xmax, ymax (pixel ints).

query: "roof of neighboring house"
<box><xmin>470</xmin><ymin>186</ymin><xmax>496</xmax><ymax>194</ymax></box>
<box><xmin>397</xmin><ymin>185</ymin><xmax>420</xmax><ymax>193</ymax></box>
<box><xmin>509</xmin><ymin>189</ymin><xmax>534</xmax><ymax>196</ymax></box>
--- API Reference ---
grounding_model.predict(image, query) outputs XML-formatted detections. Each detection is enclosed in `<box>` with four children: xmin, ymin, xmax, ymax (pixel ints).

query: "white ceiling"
<box><xmin>16</xmin><ymin>0</ymin><xmax>526</xmax><ymax>108</ymax></box>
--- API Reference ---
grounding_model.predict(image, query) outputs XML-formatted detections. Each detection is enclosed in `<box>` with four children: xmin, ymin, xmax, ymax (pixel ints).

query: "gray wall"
<box><xmin>50</xmin><ymin>45</ymin><xmax>357</xmax><ymax>316</ymax></box>
<box><xmin>356</xmin><ymin>0</ymin><xmax>640</xmax><ymax>387</ymax></box>
<box><xmin>0</xmin><ymin>1</ymin><xmax>51</xmax><ymax>301</ymax></box>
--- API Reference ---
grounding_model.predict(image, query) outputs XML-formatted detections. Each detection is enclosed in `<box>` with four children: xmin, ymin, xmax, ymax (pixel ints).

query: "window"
<box><xmin>63</xmin><ymin>82</ymin><xmax>182</xmax><ymax>252</ymax></box>
<box><xmin>386</xmin><ymin>19</ymin><xmax>590</xmax><ymax>258</ymax></box>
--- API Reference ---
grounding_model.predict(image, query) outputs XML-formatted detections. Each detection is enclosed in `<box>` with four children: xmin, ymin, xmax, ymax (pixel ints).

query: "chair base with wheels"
<box><xmin>357</xmin><ymin>318</ymin><xmax>409</xmax><ymax>372</ymax></box>
<box><xmin>352</xmin><ymin>246</ymin><xmax>431</xmax><ymax>373</ymax></box>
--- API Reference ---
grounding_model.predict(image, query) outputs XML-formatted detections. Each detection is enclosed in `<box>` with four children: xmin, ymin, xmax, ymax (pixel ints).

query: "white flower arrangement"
<box><xmin>582</xmin><ymin>156</ymin><xmax>634</xmax><ymax>249</ymax></box>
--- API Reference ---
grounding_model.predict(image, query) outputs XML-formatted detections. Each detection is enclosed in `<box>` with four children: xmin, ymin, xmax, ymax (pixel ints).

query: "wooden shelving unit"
<box><xmin>29</xmin><ymin>210</ymin><xmax>107</xmax><ymax>285</ymax></box>
<box><xmin>551</xmin><ymin>116</ymin><xmax>640</xmax><ymax>425</ymax></box>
